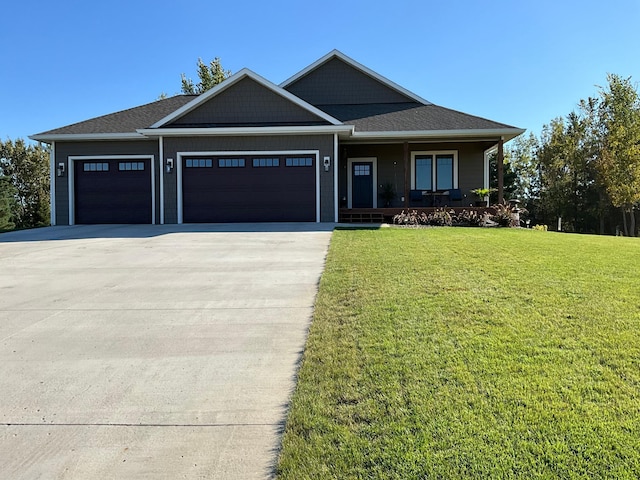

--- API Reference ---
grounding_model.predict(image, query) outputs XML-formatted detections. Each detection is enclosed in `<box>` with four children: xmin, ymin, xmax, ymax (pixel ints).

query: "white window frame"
<box><xmin>410</xmin><ymin>150</ymin><xmax>458</xmax><ymax>191</ymax></box>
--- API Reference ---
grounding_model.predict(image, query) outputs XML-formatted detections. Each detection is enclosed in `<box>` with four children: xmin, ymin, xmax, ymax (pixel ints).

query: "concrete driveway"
<box><xmin>0</xmin><ymin>224</ymin><xmax>333</xmax><ymax>479</ymax></box>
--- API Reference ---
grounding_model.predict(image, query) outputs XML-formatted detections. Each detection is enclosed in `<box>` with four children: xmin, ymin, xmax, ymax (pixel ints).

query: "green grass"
<box><xmin>276</xmin><ymin>228</ymin><xmax>640</xmax><ymax>479</ymax></box>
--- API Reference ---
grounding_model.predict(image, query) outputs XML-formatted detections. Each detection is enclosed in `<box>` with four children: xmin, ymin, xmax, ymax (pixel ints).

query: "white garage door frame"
<box><xmin>68</xmin><ymin>155</ymin><xmax>156</xmax><ymax>226</ymax></box>
<box><xmin>176</xmin><ymin>150</ymin><xmax>320</xmax><ymax>224</ymax></box>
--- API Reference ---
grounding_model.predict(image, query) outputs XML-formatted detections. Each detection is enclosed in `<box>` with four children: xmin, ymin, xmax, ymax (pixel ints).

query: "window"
<box><xmin>83</xmin><ymin>162</ymin><xmax>109</xmax><ymax>172</ymax></box>
<box><xmin>436</xmin><ymin>155</ymin><xmax>453</xmax><ymax>190</ymax></box>
<box><xmin>252</xmin><ymin>158</ymin><xmax>279</xmax><ymax>167</ymax></box>
<box><xmin>412</xmin><ymin>151</ymin><xmax>457</xmax><ymax>191</ymax></box>
<box><xmin>218</xmin><ymin>158</ymin><xmax>245</xmax><ymax>168</ymax></box>
<box><xmin>285</xmin><ymin>157</ymin><xmax>313</xmax><ymax>167</ymax></box>
<box><xmin>415</xmin><ymin>157</ymin><xmax>432</xmax><ymax>190</ymax></box>
<box><xmin>185</xmin><ymin>158</ymin><xmax>212</xmax><ymax>168</ymax></box>
<box><xmin>118</xmin><ymin>162</ymin><xmax>145</xmax><ymax>171</ymax></box>
<box><xmin>354</xmin><ymin>164</ymin><xmax>370</xmax><ymax>176</ymax></box>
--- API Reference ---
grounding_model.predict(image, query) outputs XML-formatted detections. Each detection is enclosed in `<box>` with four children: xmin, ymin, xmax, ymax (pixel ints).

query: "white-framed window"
<box><xmin>411</xmin><ymin>151</ymin><xmax>458</xmax><ymax>191</ymax></box>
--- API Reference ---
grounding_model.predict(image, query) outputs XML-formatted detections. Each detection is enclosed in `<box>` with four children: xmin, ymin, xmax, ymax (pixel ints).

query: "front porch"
<box><xmin>337</xmin><ymin>139</ymin><xmax>507</xmax><ymax>220</ymax></box>
<box><xmin>339</xmin><ymin>207</ymin><xmax>497</xmax><ymax>224</ymax></box>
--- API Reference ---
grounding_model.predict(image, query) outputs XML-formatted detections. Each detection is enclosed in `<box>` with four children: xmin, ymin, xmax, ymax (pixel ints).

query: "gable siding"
<box><xmin>285</xmin><ymin>57</ymin><xmax>413</xmax><ymax>106</ymax></box>
<box><xmin>162</xmin><ymin>135</ymin><xmax>335</xmax><ymax>223</ymax></box>
<box><xmin>169</xmin><ymin>77</ymin><xmax>330</xmax><ymax>127</ymax></box>
<box><xmin>54</xmin><ymin>141</ymin><xmax>159</xmax><ymax>225</ymax></box>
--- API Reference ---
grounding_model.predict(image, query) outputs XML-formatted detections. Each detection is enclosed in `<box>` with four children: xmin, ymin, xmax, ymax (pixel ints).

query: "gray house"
<box><xmin>31</xmin><ymin>50</ymin><xmax>524</xmax><ymax>225</ymax></box>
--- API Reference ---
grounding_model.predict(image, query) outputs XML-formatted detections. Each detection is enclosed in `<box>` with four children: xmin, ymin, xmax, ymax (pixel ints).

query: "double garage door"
<box><xmin>182</xmin><ymin>154</ymin><xmax>316</xmax><ymax>223</ymax></box>
<box><xmin>73</xmin><ymin>154</ymin><xmax>316</xmax><ymax>224</ymax></box>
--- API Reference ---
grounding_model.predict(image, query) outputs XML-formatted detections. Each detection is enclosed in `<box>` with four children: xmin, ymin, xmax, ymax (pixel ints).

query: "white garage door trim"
<box><xmin>176</xmin><ymin>150</ymin><xmax>320</xmax><ymax>224</ymax></box>
<box><xmin>68</xmin><ymin>155</ymin><xmax>155</xmax><ymax>226</ymax></box>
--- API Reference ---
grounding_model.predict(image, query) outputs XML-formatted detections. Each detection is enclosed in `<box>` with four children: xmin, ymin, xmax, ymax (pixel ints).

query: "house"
<box><xmin>31</xmin><ymin>50</ymin><xmax>524</xmax><ymax>225</ymax></box>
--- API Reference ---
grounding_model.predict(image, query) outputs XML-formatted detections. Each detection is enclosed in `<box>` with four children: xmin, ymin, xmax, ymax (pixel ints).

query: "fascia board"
<box><xmin>150</xmin><ymin>68</ymin><xmax>343</xmax><ymax>128</ymax></box>
<box><xmin>280</xmin><ymin>49</ymin><xmax>433</xmax><ymax>106</ymax></box>
<box><xmin>350</xmin><ymin>128</ymin><xmax>526</xmax><ymax>142</ymax></box>
<box><xmin>29</xmin><ymin>132</ymin><xmax>145</xmax><ymax>143</ymax></box>
<box><xmin>137</xmin><ymin>125</ymin><xmax>354</xmax><ymax>137</ymax></box>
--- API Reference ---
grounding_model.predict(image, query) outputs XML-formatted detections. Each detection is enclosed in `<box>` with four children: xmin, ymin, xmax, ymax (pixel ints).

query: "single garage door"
<box><xmin>74</xmin><ymin>159</ymin><xmax>152</xmax><ymax>224</ymax></box>
<box><xmin>182</xmin><ymin>154</ymin><xmax>316</xmax><ymax>223</ymax></box>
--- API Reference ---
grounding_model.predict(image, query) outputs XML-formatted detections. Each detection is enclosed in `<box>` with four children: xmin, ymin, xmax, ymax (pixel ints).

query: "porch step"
<box><xmin>339</xmin><ymin>211</ymin><xmax>386</xmax><ymax>223</ymax></box>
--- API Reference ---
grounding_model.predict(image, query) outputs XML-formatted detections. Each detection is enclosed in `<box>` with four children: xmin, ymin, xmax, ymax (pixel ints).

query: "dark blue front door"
<box><xmin>352</xmin><ymin>162</ymin><xmax>373</xmax><ymax>208</ymax></box>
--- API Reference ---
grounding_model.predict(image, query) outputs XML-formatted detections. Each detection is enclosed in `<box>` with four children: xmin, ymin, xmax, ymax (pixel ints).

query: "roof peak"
<box><xmin>280</xmin><ymin>50</ymin><xmax>432</xmax><ymax>106</ymax></box>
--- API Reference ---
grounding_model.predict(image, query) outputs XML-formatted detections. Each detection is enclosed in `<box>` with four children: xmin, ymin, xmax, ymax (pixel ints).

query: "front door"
<box><xmin>352</xmin><ymin>162</ymin><xmax>373</xmax><ymax>208</ymax></box>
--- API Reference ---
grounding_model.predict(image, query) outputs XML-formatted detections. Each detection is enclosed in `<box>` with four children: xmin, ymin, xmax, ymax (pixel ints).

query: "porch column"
<box><xmin>403</xmin><ymin>142</ymin><xmax>409</xmax><ymax>208</ymax></box>
<box><xmin>497</xmin><ymin>137</ymin><xmax>504</xmax><ymax>204</ymax></box>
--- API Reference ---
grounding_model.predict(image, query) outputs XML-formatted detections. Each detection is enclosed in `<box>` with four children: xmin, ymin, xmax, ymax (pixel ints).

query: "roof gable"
<box><xmin>281</xmin><ymin>50</ymin><xmax>431</xmax><ymax>106</ymax></box>
<box><xmin>152</xmin><ymin>69</ymin><xmax>342</xmax><ymax>128</ymax></box>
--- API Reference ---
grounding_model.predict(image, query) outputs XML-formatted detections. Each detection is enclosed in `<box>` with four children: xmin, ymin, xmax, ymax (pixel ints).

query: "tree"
<box><xmin>594</xmin><ymin>74</ymin><xmax>640</xmax><ymax>236</ymax></box>
<box><xmin>180</xmin><ymin>57</ymin><xmax>231</xmax><ymax>95</ymax></box>
<box><xmin>0</xmin><ymin>139</ymin><xmax>50</xmax><ymax>229</ymax></box>
<box><xmin>0</xmin><ymin>175</ymin><xmax>15</xmax><ymax>231</ymax></box>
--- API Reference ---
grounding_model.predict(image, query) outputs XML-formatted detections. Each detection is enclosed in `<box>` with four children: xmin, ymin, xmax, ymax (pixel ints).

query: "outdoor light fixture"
<box><xmin>323</xmin><ymin>156</ymin><xmax>331</xmax><ymax>172</ymax></box>
<box><xmin>57</xmin><ymin>163</ymin><xmax>65</xmax><ymax>177</ymax></box>
<box><xmin>166</xmin><ymin>158</ymin><xmax>174</xmax><ymax>173</ymax></box>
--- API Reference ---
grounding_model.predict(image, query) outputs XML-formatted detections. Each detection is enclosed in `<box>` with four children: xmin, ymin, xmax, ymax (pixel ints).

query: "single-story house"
<box><xmin>31</xmin><ymin>50</ymin><xmax>524</xmax><ymax>225</ymax></box>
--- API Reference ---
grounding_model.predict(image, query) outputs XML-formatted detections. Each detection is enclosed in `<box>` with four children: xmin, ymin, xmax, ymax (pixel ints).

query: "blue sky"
<box><xmin>2</xmin><ymin>0</ymin><xmax>639</xmax><ymax>142</ymax></box>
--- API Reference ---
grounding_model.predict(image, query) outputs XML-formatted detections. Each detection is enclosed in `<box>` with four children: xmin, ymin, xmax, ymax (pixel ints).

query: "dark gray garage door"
<box><xmin>182</xmin><ymin>155</ymin><xmax>316</xmax><ymax>223</ymax></box>
<box><xmin>74</xmin><ymin>159</ymin><xmax>152</xmax><ymax>224</ymax></box>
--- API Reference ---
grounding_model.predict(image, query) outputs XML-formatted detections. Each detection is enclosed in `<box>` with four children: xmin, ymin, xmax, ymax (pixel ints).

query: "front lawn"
<box><xmin>277</xmin><ymin>228</ymin><xmax>640</xmax><ymax>479</ymax></box>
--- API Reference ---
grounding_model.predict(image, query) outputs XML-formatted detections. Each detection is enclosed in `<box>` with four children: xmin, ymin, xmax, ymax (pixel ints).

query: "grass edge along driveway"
<box><xmin>277</xmin><ymin>228</ymin><xmax>640</xmax><ymax>479</ymax></box>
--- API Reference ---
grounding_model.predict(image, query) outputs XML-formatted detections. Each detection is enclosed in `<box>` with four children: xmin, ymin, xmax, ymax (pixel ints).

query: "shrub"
<box><xmin>491</xmin><ymin>203</ymin><xmax>520</xmax><ymax>227</ymax></box>
<box><xmin>393</xmin><ymin>210</ymin><xmax>428</xmax><ymax>226</ymax></box>
<box><xmin>533</xmin><ymin>224</ymin><xmax>548</xmax><ymax>231</ymax></box>
<box><xmin>427</xmin><ymin>208</ymin><xmax>453</xmax><ymax>226</ymax></box>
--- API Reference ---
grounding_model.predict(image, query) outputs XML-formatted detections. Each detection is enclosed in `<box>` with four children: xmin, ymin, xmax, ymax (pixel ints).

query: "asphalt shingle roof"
<box><xmin>35</xmin><ymin>95</ymin><xmax>196</xmax><ymax>135</ymax></box>
<box><xmin>34</xmin><ymin>98</ymin><xmax>518</xmax><ymax>137</ymax></box>
<box><xmin>318</xmin><ymin>102</ymin><xmax>516</xmax><ymax>132</ymax></box>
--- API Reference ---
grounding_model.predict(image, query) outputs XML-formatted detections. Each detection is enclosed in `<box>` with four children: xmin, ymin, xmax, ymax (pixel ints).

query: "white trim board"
<box><xmin>175</xmin><ymin>150</ymin><xmax>321</xmax><ymax>224</ymax></box>
<box><xmin>67</xmin><ymin>155</ymin><xmax>155</xmax><ymax>226</ymax></box>
<box><xmin>49</xmin><ymin>142</ymin><xmax>56</xmax><ymax>226</ymax></box>
<box><xmin>347</xmin><ymin>157</ymin><xmax>378</xmax><ymax>209</ymax></box>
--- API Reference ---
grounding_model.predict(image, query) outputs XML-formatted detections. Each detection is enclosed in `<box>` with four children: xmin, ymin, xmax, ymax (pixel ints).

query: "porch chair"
<box><xmin>448</xmin><ymin>188</ymin><xmax>463</xmax><ymax>206</ymax></box>
<box><xmin>409</xmin><ymin>190</ymin><xmax>425</xmax><ymax>206</ymax></box>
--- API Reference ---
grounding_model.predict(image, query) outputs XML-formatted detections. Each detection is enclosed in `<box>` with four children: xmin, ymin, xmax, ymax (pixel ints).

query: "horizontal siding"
<box><xmin>343</xmin><ymin>142</ymin><xmax>495</xmax><ymax>208</ymax></box>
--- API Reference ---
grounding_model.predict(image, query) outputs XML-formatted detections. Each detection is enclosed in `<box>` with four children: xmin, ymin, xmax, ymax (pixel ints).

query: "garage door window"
<box><xmin>83</xmin><ymin>162</ymin><xmax>109</xmax><ymax>172</ymax></box>
<box><xmin>218</xmin><ymin>158</ymin><xmax>245</xmax><ymax>168</ymax></box>
<box><xmin>285</xmin><ymin>157</ymin><xmax>313</xmax><ymax>167</ymax></box>
<box><xmin>185</xmin><ymin>159</ymin><xmax>213</xmax><ymax>168</ymax></box>
<box><xmin>118</xmin><ymin>162</ymin><xmax>145</xmax><ymax>171</ymax></box>
<box><xmin>252</xmin><ymin>158</ymin><xmax>280</xmax><ymax>167</ymax></box>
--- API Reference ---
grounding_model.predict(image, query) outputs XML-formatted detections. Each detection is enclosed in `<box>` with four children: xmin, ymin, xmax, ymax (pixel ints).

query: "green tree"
<box><xmin>0</xmin><ymin>139</ymin><xmax>50</xmax><ymax>229</ymax></box>
<box><xmin>0</xmin><ymin>175</ymin><xmax>16</xmax><ymax>231</ymax></box>
<box><xmin>537</xmin><ymin>109</ymin><xmax>600</xmax><ymax>233</ymax></box>
<box><xmin>181</xmin><ymin>57</ymin><xmax>231</xmax><ymax>94</ymax></box>
<box><xmin>594</xmin><ymin>74</ymin><xmax>640</xmax><ymax>236</ymax></box>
